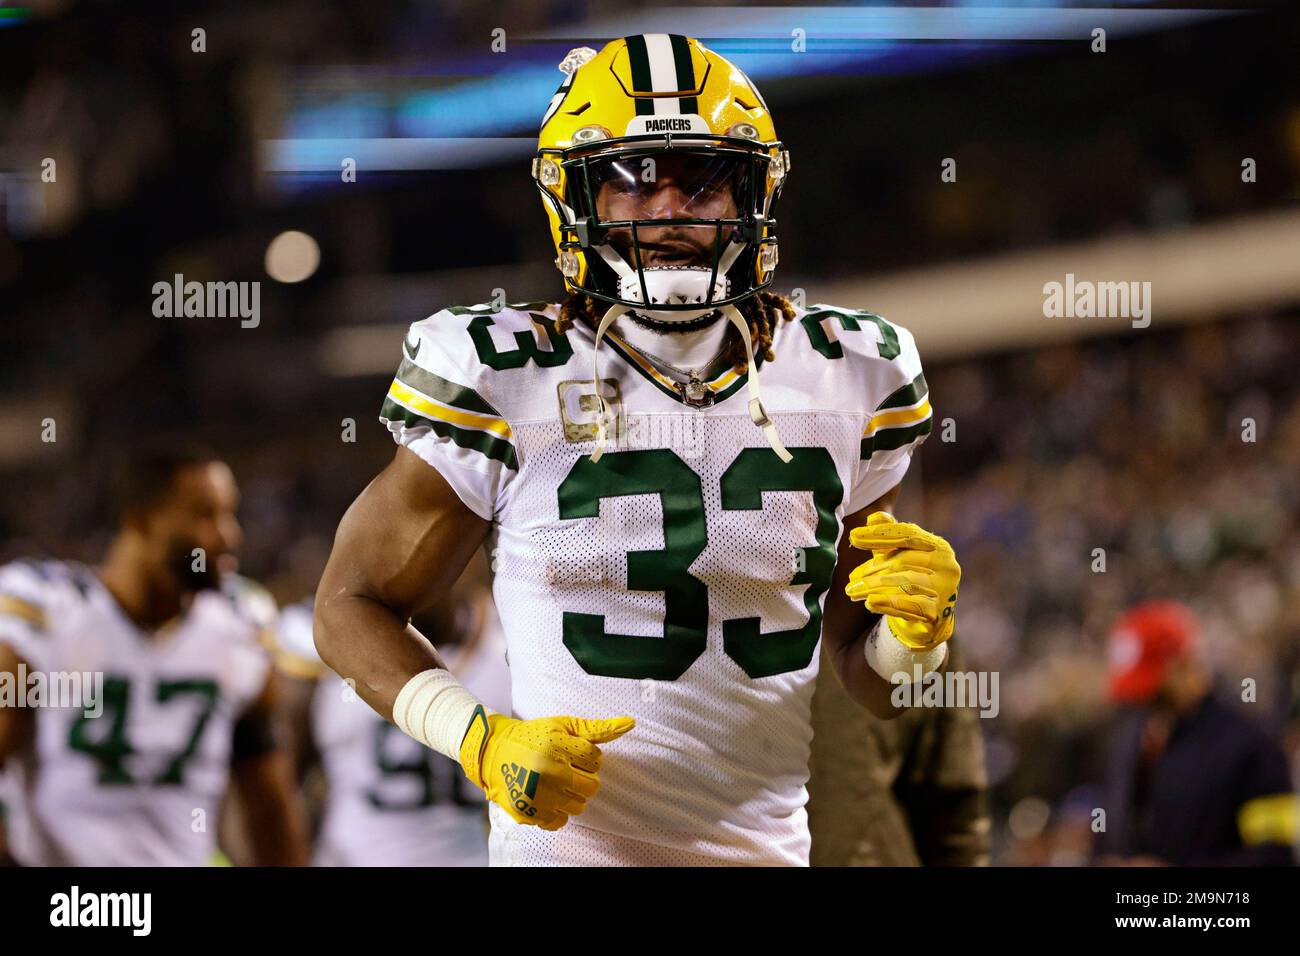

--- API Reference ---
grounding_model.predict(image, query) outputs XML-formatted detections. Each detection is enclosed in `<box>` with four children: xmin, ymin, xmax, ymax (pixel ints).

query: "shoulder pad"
<box><xmin>381</xmin><ymin>302</ymin><xmax>566</xmax><ymax>473</ymax></box>
<box><xmin>407</xmin><ymin>301</ymin><xmax>573</xmax><ymax>381</ymax></box>
<box><xmin>270</xmin><ymin>599</ymin><xmax>325</xmax><ymax>679</ymax></box>
<box><xmin>0</xmin><ymin>559</ymin><xmax>95</xmax><ymax>633</ymax></box>
<box><xmin>795</xmin><ymin>303</ymin><xmax>931</xmax><ymax>460</ymax></box>
<box><xmin>219</xmin><ymin>573</ymin><xmax>279</xmax><ymax>633</ymax></box>
<box><xmin>797</xmin><ymin>303</ymin><xmax>926</xmax><ymax>400</ymax></box>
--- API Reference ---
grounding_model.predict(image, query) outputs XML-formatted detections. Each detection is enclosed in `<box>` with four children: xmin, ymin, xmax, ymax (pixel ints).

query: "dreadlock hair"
<box><xmin>556</xmin><ymin>290</ymin><xmax>797</xmax><ymax>373</ymax></box>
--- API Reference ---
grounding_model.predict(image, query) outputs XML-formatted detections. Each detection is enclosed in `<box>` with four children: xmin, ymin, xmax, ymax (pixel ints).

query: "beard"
<box><xmin>602</xmin><ymin>223</ymin><xmax>741</xmax><ymax>330</ymax></box>
<box><xmin>623</xmin><ymin>305</ymin><xmax>724</xmax><ymax>335</ymax></box>
<box><xmin>165</xmin><ymin>537</ymin><xmax>224</xmax><ymax>593</ymax></box>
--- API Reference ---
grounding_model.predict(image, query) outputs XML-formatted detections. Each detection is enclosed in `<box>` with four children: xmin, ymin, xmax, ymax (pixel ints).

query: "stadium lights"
<box><xmin>265</xmin><ymin>230</ymin><xmax>320</xmax><ymax>283</ymax></box>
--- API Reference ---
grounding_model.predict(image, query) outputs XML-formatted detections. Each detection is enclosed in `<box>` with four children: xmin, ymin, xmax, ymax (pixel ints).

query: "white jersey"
<box><xmin>0</xmin><ymin>560</ymin><xmax>274</xmax><ymax>866</ymax></box>
<box><xmin>380</xmin><ymin>300</ymin><xmax>932</xmax><ymax>866</ymax></box>
<box><xmin>275</xmin><ymin>600</ymin><xmax>510</xmax><ymax>867</ymax></box>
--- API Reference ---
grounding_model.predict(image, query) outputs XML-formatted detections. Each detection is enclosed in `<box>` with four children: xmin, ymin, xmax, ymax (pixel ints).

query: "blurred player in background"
<box><xmin>808</xmin><ymin>639</ymin><xmax>990</xmax><ymax>866</ymax></box>
<box><xmin>0</xmin><ymin>769</ymin><xmax>16</xmax><ymax>866</ymax></box>
<box><xmin>274</xmin><ymin>574</ymin><xmax>509</xmax><ymax>866</ymax></box>
<box><xmin>1097</xmin><ymin>601</ymin><xmax>1295</xmax><ymax>866</ymax></box>
<box><xmin>0</xmin><ymin>447</ymin><xmax>309</xmax><ymax>865</ymax></box>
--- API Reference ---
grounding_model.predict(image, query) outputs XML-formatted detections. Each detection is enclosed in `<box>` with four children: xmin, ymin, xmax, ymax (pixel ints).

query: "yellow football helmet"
<box><xmin>532</xmin><ymin>34</ymin><xmax>790</xmax><ymax>322</ymax></box>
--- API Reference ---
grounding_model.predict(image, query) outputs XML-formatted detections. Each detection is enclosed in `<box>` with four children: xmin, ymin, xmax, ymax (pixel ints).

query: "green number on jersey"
<box><xmin>558</xmin><ymin>450</ymin><xmax>709</xmax><ymax>680</ymax></box>
<box><xmin>800</xmin><ymin>307</ymin><xmax>900</xmax><ymax>361</ymax></box>
<box><xmin>719</xmin><ymin>447</ymin><xmax>843</xmax><ymax>678</ymax></box>
<box><xmin>555</xmin><ymin>447</ymin><xmax>842</xmax><ymax>680</ymax></box>
<box><xmin>153</xmin><ymin>680</ymin><xmax>219</xmax><ymax>785</ymax></box>
<box><xmin>446</xmin><ymin>302</ymin><xmax>550</xmax><ymax>317</ymax></box>
<box><xmin>365</xmin><ymin>720</ymin><xmax>476</xmax><ymax>810</ymax></box>
<box><xmin>67</xmin><ymin>676</ymin><xmax>221</xmax><ymax>786</ymax></box>
<box><xmin>68</xmin><ymin>676</ymin><xmax>134</xmax><ymax>785</ymax></box>
<box><xmin>467</xmin><ymin>313</ymin><xmax>574</xmax><ymax>371</ymax></box>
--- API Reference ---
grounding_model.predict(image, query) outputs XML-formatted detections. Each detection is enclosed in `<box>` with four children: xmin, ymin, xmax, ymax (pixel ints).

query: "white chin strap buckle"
<box><xmin>617</xmin><ymin>266</ymin><xmax>729</xmax><ymax>322</ymax></box>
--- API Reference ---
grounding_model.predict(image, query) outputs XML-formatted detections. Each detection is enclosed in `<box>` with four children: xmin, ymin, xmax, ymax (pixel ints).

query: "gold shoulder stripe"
<box><xmin>0</xmin><ymin>594</ymin><xmax>46</xmax><ymax>631</ymax></box>
<box><xmin>864</xmin><ymin>398</ymin><xmax>932</xmax><ymax>437</ymax></box>
<box><xmin>387</xmin><ymin>380</ymin><xmax>513</xmax><ymax>440</ymax></box>
<box><xmin>274</xmin><ymin>649</ymin><xmax>327</xmax><ymax>681</ymax></box>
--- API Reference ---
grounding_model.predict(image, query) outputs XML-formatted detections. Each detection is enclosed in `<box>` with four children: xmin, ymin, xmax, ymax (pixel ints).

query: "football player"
<box><xmin>314</xmin><ymin>35</ymin><xmax>960</xmax><ymax>866</ymax></box>
<box><xmin>0</xmin><ymin>447</ymin><xmax>309</xmax><ymax>865</ymax></box>
<box><xmin>273</xmin><ymin>588</ymin><xmax>509</xmax><ymax>866</ymax></box>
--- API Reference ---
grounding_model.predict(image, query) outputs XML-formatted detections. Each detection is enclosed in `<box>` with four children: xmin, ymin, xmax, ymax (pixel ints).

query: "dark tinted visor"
<box><xmin>577</xmin><ymin>151</ymin><xmax>754</xmax><ymax>221</ymax></box>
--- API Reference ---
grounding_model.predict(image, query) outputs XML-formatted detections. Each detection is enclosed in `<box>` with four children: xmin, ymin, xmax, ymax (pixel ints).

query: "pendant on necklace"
<box><xmin>682</xmin><ymin>374</ymin><xmax>712</xmax><ymax>407</ymax></box>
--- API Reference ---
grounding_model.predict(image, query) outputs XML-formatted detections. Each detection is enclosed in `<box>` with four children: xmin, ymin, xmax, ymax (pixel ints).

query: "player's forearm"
<box><xmin>276</xmin><ymin>675</ymin><xmax>320</xmax><ymax>781</ymax></box>
<box><xmin>233</xmin><ymin>751</ymin><xmax>310</xmax><ymax>866</ymax></box>
<box><xmin>0</xmin><ymin>810</ymin><xmax>13</xmax><ymax>865</ymax></box>
<box><xmin>313</xmin><ymin>584</ymin><xmax>446</xmax><ymax>721</ymax></box>
<box><xmin>827</xmin><ymin>622</ymin><xmax>908</xmax><ymax>720</ymax></box>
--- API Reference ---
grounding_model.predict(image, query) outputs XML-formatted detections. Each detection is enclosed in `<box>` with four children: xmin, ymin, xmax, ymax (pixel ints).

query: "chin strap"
<box><xmin>589</xmin><ymin>302</ymin><xmax>632</xmax><ymax>463</ymax></box>
<box><xmin>721</xmin><ymin>304</ymin><xmax>792</xmax><ymax>464</ymax></box>
<box><xmin>587</xmin><ymin>301</ymin><xmax>791</xmax><ymax>465</ymax></box>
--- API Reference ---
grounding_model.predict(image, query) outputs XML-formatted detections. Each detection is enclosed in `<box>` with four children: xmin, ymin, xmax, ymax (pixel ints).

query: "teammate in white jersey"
<box><xmin>274</xmin><ymin>592</ymin><xmax>509</xmax><ymax>866</ymax></box>
<box><xmin>314</xmin><ymin>35</ymin><xmax>962</xmax><ymax>866</ymax></box>
<box><xmin>0</xmin><ymin>447</ymin><xmax>309</xmax><ymax>865</ymax></box>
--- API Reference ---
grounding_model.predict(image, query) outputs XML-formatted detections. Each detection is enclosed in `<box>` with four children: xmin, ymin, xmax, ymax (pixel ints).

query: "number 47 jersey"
<box><xmin>380</xmin><ymin>300</ymin><xmax>933</xmax><ymax>866</ymax></box>
<box><xmin>0</xmin><ymin>561</ymin><xmax>273</xmax><ymax>866</ymax></box>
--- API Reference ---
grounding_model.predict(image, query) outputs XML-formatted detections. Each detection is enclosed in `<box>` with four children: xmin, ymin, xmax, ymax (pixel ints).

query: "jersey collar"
<box><xmin>599</xmin><ymin>325</ymin><xmax>759</xmax><ymax>407</ymax></box>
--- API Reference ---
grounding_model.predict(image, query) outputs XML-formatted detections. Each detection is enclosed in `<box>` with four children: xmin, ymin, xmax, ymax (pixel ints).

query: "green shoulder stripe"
<box><xmin>380</xmin><ymin>398</ymin><xmax>519</xmax><ymax>470</ymax></box>
<box><xmin>860</xmin><ymin>417</ymin><xmax>932</xmax><ymax>461</ymax></box>
<box><xmin>394</xmin><ymin>358</ymin><xmax>503</xmax><ymax>418</ymax></box>
<box><xmin>877</xmin><ymin>372</ymin><xmax>929</xmax><ymax>411</ymax></box>
<box><xmin>444</xmin><ymin>302</ymin><xmax>551</xmax><ymax>317</ymax></box>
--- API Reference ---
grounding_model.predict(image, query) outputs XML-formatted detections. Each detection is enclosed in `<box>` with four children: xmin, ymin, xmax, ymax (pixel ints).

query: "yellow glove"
<box><xmin>845</xmin><ymin>512</ymin><xmax>960</xmax><ymax>651</ymax></box>
<box><xmin>458</xmin><ymin>708</ymin><xmax>635</xmax><ymax>830</ymax></box>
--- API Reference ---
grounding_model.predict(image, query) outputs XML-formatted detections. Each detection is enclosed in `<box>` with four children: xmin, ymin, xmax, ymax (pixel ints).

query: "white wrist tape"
<box><xmin>391</xmin><ymin>668</ymin><xmax>487</xmax><ymax>761</ymax></box>
<box><xmin>863</xmin><ymin>616</ymin><xmax>949</xmax><ymax>684</ymax></box>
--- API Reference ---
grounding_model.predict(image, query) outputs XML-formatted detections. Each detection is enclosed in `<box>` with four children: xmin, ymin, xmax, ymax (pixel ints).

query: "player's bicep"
<box><xmin>323</xmin><ymin>444</ymin><xmax>491</xmax><ymax>617</ymax></box>
<box><xmin>0</xmin><ymin>644</ymin><xmax>35</xmax><ymax>761</ymax></box>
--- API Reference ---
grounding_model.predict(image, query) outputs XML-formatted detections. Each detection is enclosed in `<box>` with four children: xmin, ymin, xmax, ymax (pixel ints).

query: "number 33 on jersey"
<box><xmin>379</xmin><ymin>300</ymin><xmax>932</xmax><ymax>866</ymax></box>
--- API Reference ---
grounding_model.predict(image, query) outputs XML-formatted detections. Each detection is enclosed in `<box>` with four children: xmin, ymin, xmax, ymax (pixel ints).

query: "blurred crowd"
<box><xmin>2</xmin><ymin>2</ymin><xmax>1298</xmax><ymax>865</ymax></box>
<box><xmin>921</xmin><ymin>311</ymin><xmax>1300</xmax><ymax>863</ymax></box>
<box><xmin>5</xmin><ymin>306</ymin><xmax>1296</xmax><ymax>865</ymax></box>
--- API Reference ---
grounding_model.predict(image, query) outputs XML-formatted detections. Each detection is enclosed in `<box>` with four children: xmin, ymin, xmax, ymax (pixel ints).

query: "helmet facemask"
<box><xmin>539</xmin><ymin>132</ymin><xmax>783</xmax><ymax>324</ymax></box>
<box><xmin>532</xmin><ymin>36</ymin><xmax>794</xmax><ymax>465</ymax></box>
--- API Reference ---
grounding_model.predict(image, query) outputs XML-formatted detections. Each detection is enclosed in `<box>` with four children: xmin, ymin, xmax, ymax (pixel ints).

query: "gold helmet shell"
<box><xmin>532</xmin><ymin>34</ymin><xmax>789</xmax><ymax>313</ymax></box>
